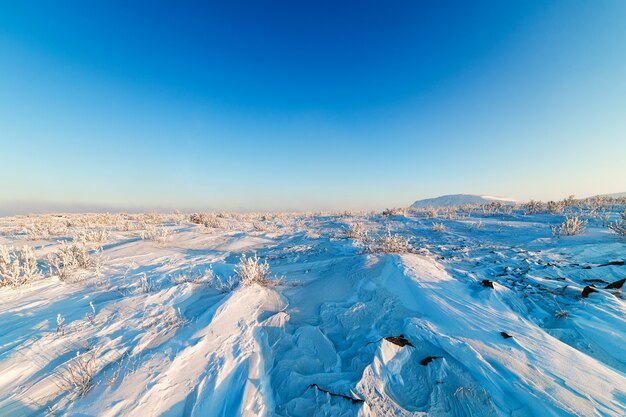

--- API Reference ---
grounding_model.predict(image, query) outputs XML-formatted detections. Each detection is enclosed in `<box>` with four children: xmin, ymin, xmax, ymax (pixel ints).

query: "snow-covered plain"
<box><xmin>0</xmin><ymin>204</ymin><xmax>625</xmax><ymax>416</ymax></box>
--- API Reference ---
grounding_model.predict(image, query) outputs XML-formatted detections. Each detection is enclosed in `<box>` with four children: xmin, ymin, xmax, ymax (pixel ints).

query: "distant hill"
<box><xmin>411</xmin><ymin>194</ymin><xmax>518</xmax><ymax>208</ymax></box>
<box><xmin>591</xmin><ymin>192</ymin><xmax>626</xmax><ymax>199</ymax></box>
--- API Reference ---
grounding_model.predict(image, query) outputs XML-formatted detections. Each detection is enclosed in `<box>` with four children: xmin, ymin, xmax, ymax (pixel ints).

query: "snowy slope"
<box><xmin>0</xmin><ymin>208</ymin><xmax>625</xmax><ymax>416</ymax></box>
<box><xmin>411</xmin><ymin>194</ymin><xmax>517</xmax><ymax>208</ymax></box>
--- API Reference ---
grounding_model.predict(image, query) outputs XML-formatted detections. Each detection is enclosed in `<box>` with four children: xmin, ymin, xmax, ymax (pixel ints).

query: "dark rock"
<box><xmin>384</xmin><ymin>335</ymin><xmax>414</xmax><ymax>348</ymax></box>
<box><xmin>308</xmin><ymin>384</ymin><xmax>364</xmax><ymax>404</ymax></box>
<box><xmin>605</xmin><ymin>278</ymin><xmax>626</xmax><ymax>290</ymax></box>
<box><xmin>420</xmin><ymin>356</ymin><xmax>442</xmax><ymax>366</ymax></box>
<box><xmin>598</xmin><ymin>260</ymin><xmax>625</xmax><ymax>267</ymax></box>
<box><xmin>582</xmin><ymin>285</ymin><xmax>598</xmax><ymax>298</ymax></box>
<box><xmin>583</xmin><ymin>279</ymin><xmax>608</xmax><ymax>284</ymax></box>
<box><xmin>481</xmin><ymin>280</ymin><xmax>495</xmax><ymax>289</ymax></box>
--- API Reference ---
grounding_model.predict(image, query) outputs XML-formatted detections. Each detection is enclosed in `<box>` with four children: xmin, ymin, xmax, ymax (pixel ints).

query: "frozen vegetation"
<box><xmin>0</xmin><ymin>196</ymin><xmax>625</xmax><ymax>416</ymax></box>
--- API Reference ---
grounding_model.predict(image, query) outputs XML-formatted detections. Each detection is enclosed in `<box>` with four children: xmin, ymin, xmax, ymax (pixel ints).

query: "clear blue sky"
<box><xmin>1</xmin><ymin>1</ymin><xmax>625</xmax><ymax>213</ymax></box>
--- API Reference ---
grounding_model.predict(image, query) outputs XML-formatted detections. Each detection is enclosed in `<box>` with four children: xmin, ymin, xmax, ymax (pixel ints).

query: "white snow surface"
<box><xmin>411</xmin><ymin>195</ymin><xmax>518</xmax><ymax>208</ymax></box>
<box><xmin>0</xmin><ymin>209</ymin><xmax>625</xmax><ymax>416</ymax></box>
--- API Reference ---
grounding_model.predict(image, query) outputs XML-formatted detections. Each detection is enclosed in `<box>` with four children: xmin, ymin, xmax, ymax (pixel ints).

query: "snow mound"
<box><xmin>411</xmin><ymin>194</ymin><xmax>517</xmax><ymax>208</ymax></box>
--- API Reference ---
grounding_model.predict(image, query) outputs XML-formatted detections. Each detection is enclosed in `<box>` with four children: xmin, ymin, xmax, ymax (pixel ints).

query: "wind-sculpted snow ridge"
<box><xmin>0</xmin><ymin>207</ymin><xmax>625</xmax><ymax>416</ymax></box>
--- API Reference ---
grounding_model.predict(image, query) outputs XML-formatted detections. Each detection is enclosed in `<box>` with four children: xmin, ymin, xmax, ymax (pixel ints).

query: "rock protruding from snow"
<box><xmin>410</xmin><ymin>194</ymin><xmax>517</xmax><ymax>208</ymax></box>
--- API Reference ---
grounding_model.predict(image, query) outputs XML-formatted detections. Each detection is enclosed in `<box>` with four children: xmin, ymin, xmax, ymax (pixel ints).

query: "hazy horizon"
<box><xmin>3</xmin><ymin>190</ymin><xmax>626</xmax><ymax>217</ymax></box>
<box><xmin>1</xmin><ymin>1</ymin><xmax>625</xmax><ymax>212</ymax></box>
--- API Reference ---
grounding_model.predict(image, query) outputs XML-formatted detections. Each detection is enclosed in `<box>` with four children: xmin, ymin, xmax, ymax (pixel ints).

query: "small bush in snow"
<box><xmin>63</xmin><ymin>350</ymin><xmax>98</xmax><ymax>398</ymax></box>
<box><xmin>469</xmin><ymin>220</ymin><xmax>484</xmax><ymax>230</ymax></box>
<box><xmin>25</xmin><ymin>221</ymin><xmax>68</xmax><ymax>240</ymax></box>
<box><xmin>0</xmin><ymin>245</ymin><xmax>39</xmax><ymax>288</ymax></box>
<box><xmin>551</xmin><ymin>216</ymin><xmax>587</xmax><ymax>237</ymax></box>
<box><xmin>139</xmin><ymin>273</ymin><xmax>155</xmax><ymax>293</ymax></box>
<box><xmin>190</xmin><ymin>213</ymin><xmax>225</xmax><ymax>229</ymax></box>
<box><xmin>345</xmin><ymin>222</ymin><xmax>367</xmax><ymax>239</ymax></box>
<box><xmin>524</xmin><ymin>200</ymin><xmax>544</xmax><ymax>214</ymax></box>
<box><xmin>431</xmin><ymin>222</ymin><xmax>446</xmax><ymax>232</ymax></box>
<box><xmin>171</xmin><ymin>267</ymin><xmax>236</xmax><ymax>292</ymax></box>
<box><xmin>56</xmin><ymin>313</ymin><xmax>65</xmax><ymax>336</ymax></box>
<box><xmin>172</xmin><ymin>267</ymin><xmax>214</xmax><ymax>285</ymax></box>
<box><xmin>85</xmin><ymin>302</ymin><xmax>97</xmax><ymax>325</ymax></box>
<box><xmin>214</xmin><ymin>276</ymin><xmax>238</xmax><ymax>292</ymax></box>
<box><xmin>608</xmin><ymin>210</ymin><xmax>626</xmax><ymax>238</ymax></box>
<box><xmin>382</xmin><ymin>208</ymin><xmax>405</xmax><ymax>216</ymax></box>
<box><xmin>554</xmin><ymin>310</ymin><xmax>569</xmax><ymax>319</ymax></box>
<box><xmin>367</xmin><ymin>230</ymin><xmax>414</xmax><ymax>254</ymax></box>
<box><xmin>547</xmin><ymin>200</ymin><xmax>565</xmax><ymax>214</ymax></box>
<box><xmin>73</xmin><ymin>229</ymin><xmax>110</xmax><ymax>244</ymax></box>
<box><xmin>235</xmin><ymin>253</ymin><xmax>272</xmax><ymax>286</ymax></box>
<box><xmin>104</xmin><ymin>353</ymin><xmax>129</xmax><ymax>386</ymax></box>
<box><xmin>425</xmin><ymin>208</ymin><xmax>439</xmax><ymax>219</ymax></box>
<box><xmin>253</xmin><ymin>221</ymin><xmax>278</xmax><ymax>233</ymax></box>
<box><xmin>593</xmin><ymin>208</ymin><xmax>611</xmax><ymax>227</ymax></box>
<box><xmin>140</xmin><ymin>225</ymin><xmax>171</xmax><ymax>244</ymax></box>
<box><xmin>47</xmin><ymin>242</ymin><xmax>95</xmax><ymax>281</ymax></box>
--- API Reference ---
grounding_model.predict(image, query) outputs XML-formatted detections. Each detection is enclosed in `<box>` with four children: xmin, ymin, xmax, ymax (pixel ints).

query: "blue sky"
<box><xmin>1</xmin><ymin>1</ymin><xmax>625</xmax><ymax>212</ymax></box>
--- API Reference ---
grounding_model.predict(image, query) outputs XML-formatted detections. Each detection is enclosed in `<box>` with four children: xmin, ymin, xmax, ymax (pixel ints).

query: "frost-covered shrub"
<box><xmin>253</xmin><ymin>221</ymin><xmax>278</xmax><ymax>233</ymax></box>
<box><xmin>56</xmin><ymin>313</ymin><xmax>66</xmax><ymax>335</ymax></box>
<box><xmin>172</xmin><ymin>267</ymin><xmax>215</xmax><ymax>285</ymax></box>
<box><xmin>608</xmin><ymin>210</ymin><xmax>626</xmax><ymax>237</ymax></box>
<box><xmin>113</xmin><ymin>219</ymin><xmax>142</xmax><ymax>232</ymax></box>
<box><xmin>190</xmin><ymin>213</ymin><xmax>225</xmax><ymax>229</ymax></box>
<box><xmin>524</xmin><ymin>200</ymin><xmax>544</xmax><ymax>214</ymax></box>
<box><xmin>547</xmin><ymin>200</ymin><xmax>565</xmax><ymax>214</ymax></box>
<box><xmin>594</xmin><ymin>208</ymin><xmax>611</xmax><ymax>227</ymax></box>
<box><xmin>140</xmin><ymin>225</ymin><xmax>171</xmax><ymax>244</ymax></box>
<box><xmin>73</xmin><ymin>229</ymin><xmax>110</xmax><ymax>244</ymax></box>
<box><xmin>554</xmin><ymin>310</ymin><xmax>569</xmax><ymax>319</ymax></box>
<box><xmin>425</xmin><ymin>208</ymin><xmax>439</xmax><ymax>219</ymax></box>
<box><xmin>551</xmin><ymin>216</ymin><xmax>587</xmax><ymax>237</ymax></box>
<box><xmin>47</xmin><ymin>242</ymin><xmax>98</xmax><ymax>281</ymax></box>
<box><xmin>235</xmin><ymin>253</ymin><xmax>272</xmax><ymax>286</ymax></box>
<box><xmin>469</xmin><ymin>220</ymin><xmax>484</xmax><ymax>230</ymax></box>
<box><xmin>367</xmin><ymin>231</ymin><xmax>413</xmax><ymax>254</ymax></box>
<box><xmin>481</xmin><ymin>202</ymin><xmax>504</xmax><ymax>215</ymax></box>
<box><xmin>62</xmin><ymin>350</ymin><xmax>98</xmax><ymax>398</ymax></box>
<box><xmin>85</xmin><ymin>302</ymin><xmax>97</xmax><ymax>325</ymax></box>
<box><xmin>0</xmin><ymin>245</ymin><xmax>39</xmax><ymax>288</ymax></box>
<box><xmin>563</xmin><ymin>195</ymin><xmax>577</xmax><ymax>207</ymax></box>
<box><xmin>25</xmin><ymin>221</ymin><xmax>68</xmax><ymax>240</ymax></box>
<box><xmin>345</xmin><ymin>222</ymin><xmax>367</xmax><ymax>239</ymax></box>
<box><xmin>431</xmin><ymin>222</ymin><xmax>446</xmax><ymax>232</ymax></box>
<box><xmin>175</xmin><ymin>268</ymin><xmax>236</xmax><ymax>292</ymax></box>
<box><xmin>139</xmin><ymin>273</ymin><xmax>155</xmax><ymax>293</ymax></box>
<box><xmin>382</xmin><ymin>208</ymin><xmax>405</xmax><ymax>216</ymax></box>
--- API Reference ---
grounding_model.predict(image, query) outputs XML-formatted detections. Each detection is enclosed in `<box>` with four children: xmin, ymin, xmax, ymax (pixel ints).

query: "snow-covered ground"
<box><xmin>0</xmin><ymin>205</ymin><xmax>625</xmax><ymax>416</ymax></box>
